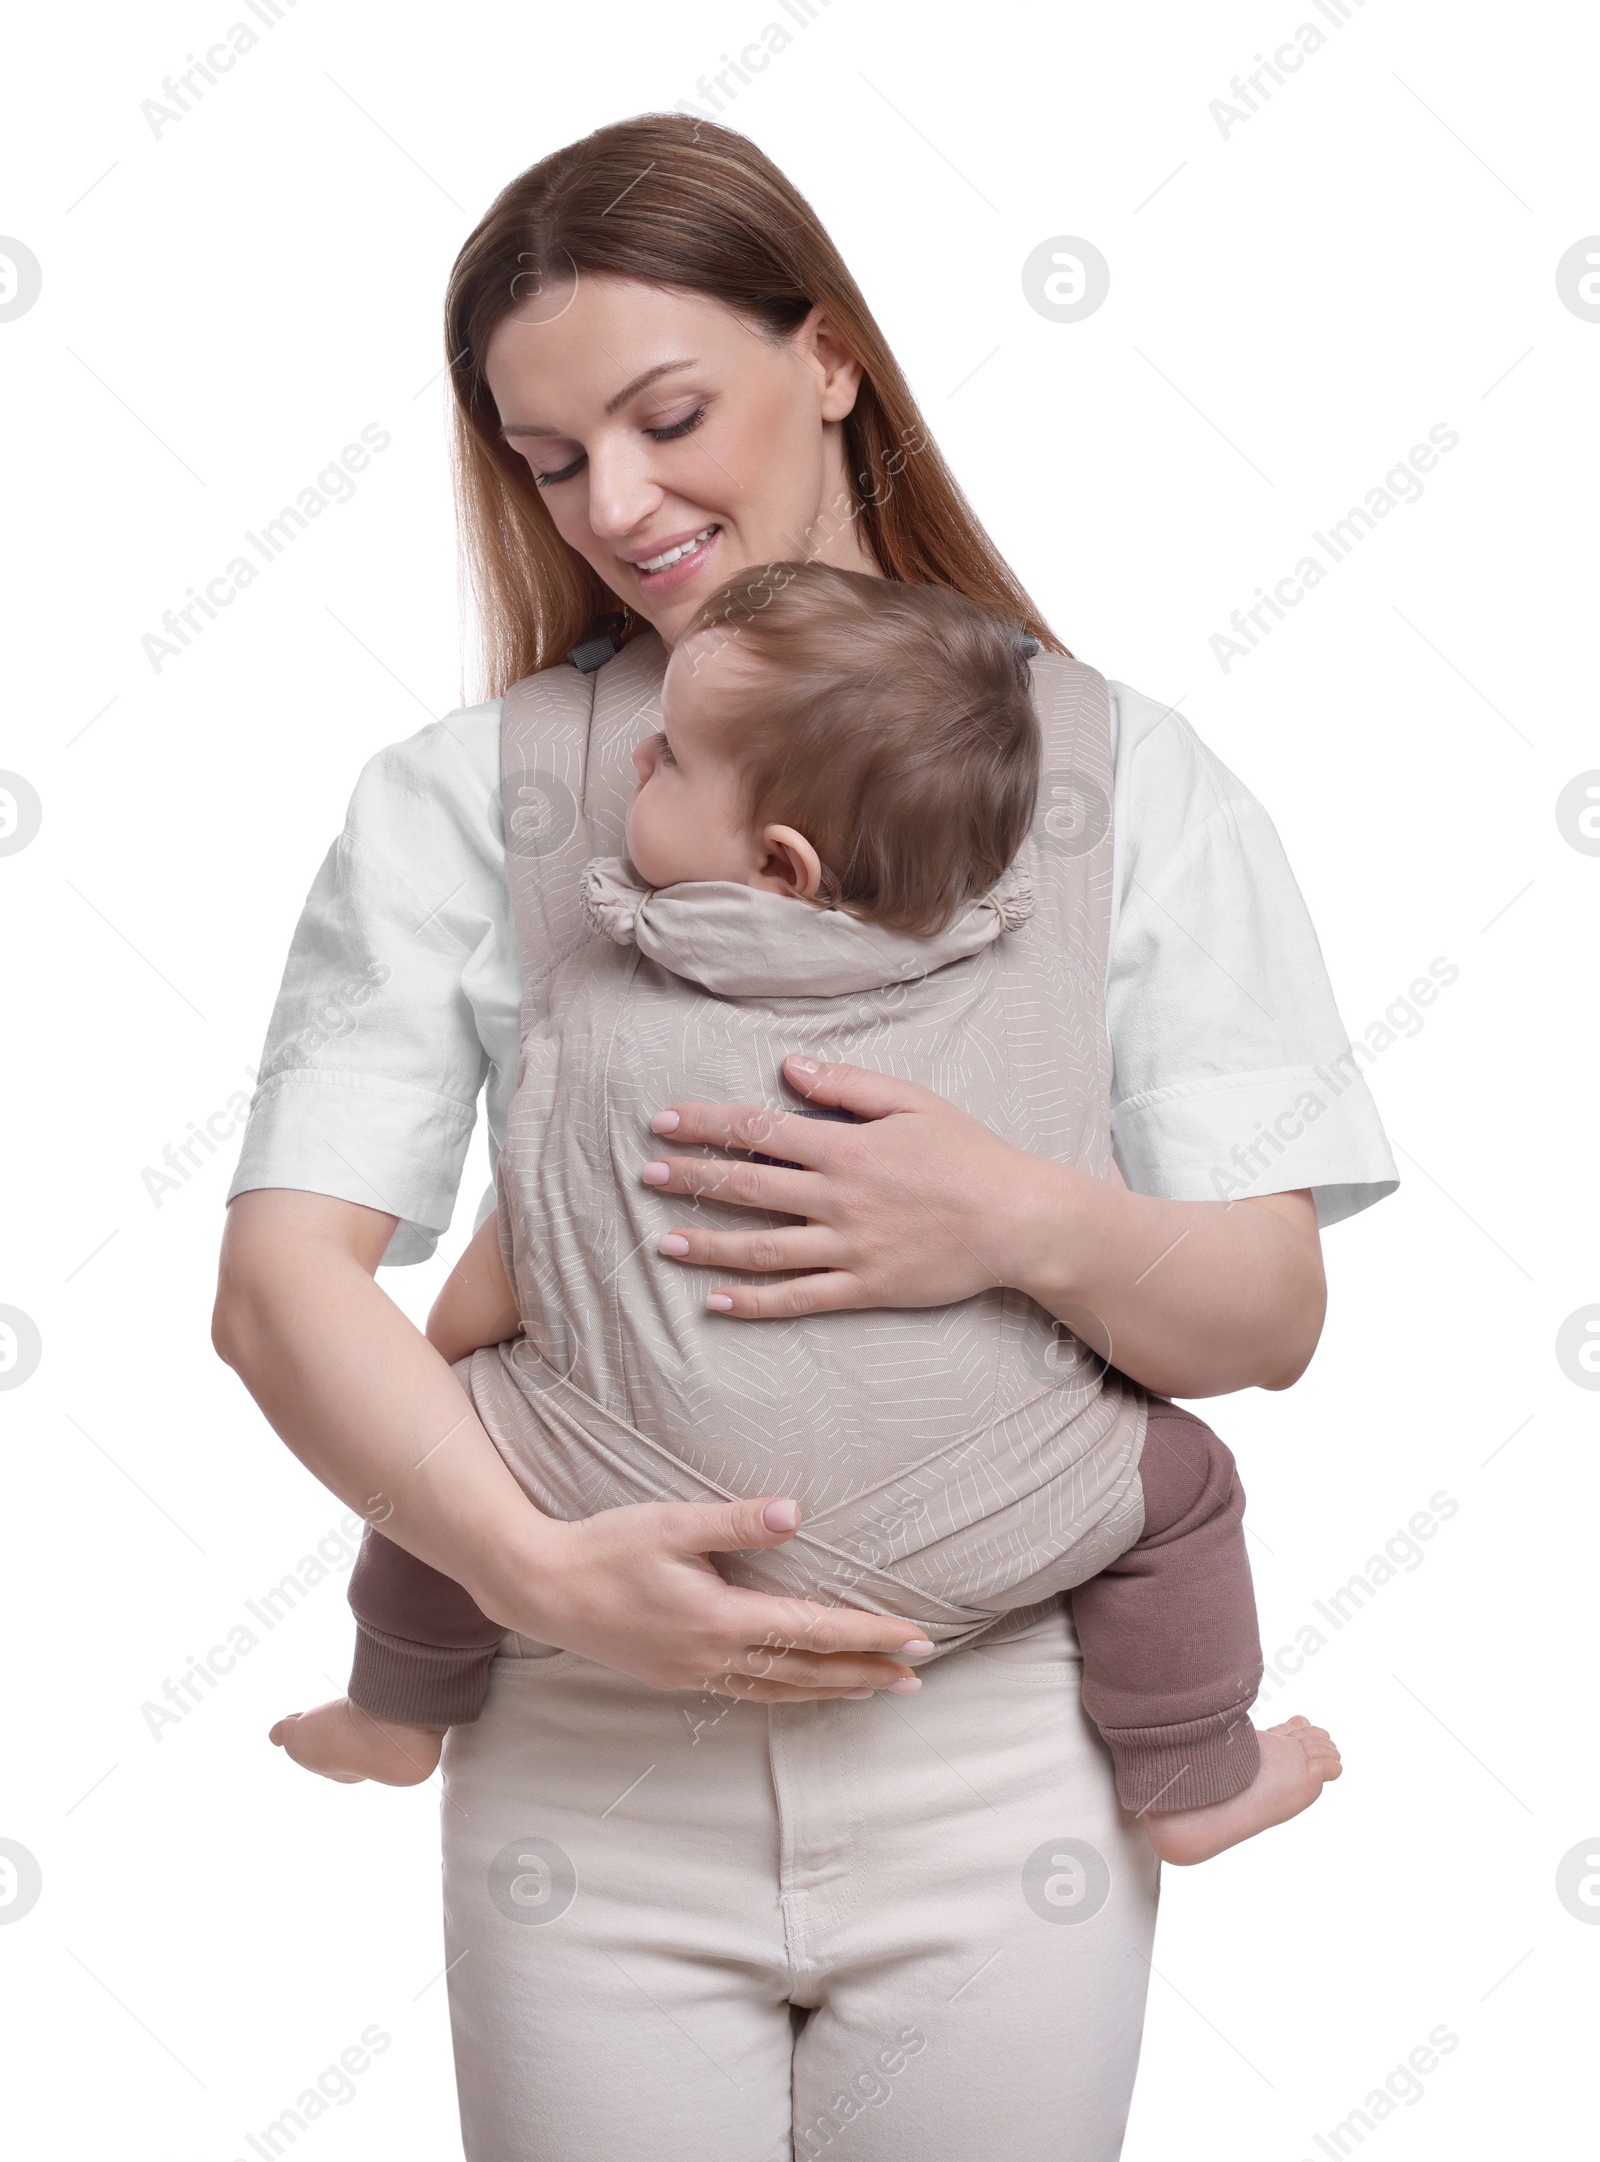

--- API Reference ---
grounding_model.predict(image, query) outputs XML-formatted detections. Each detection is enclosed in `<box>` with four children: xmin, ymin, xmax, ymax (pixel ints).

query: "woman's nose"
<box><xmin>585</xmin><ymin>436</ymin><xmax>663</xmax><ymax>543</ymax></box>
<box><xmin>631</xmin><ymin>738</ymin><xmax>656</xmax><ymax>784</ymax></box>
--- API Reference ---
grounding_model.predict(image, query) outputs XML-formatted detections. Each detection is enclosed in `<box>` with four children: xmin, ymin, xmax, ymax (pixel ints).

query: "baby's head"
<box><xmin>625</xmin><ymin>563</ymin><xmax>1042</xmax><ymax>938</ymax></box>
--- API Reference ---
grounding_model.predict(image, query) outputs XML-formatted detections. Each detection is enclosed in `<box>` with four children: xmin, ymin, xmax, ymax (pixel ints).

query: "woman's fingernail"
<box><xmin>788</xmin><ymin>1056</ymin><xmax>819</xmax><ymax>1076</ymax></box>
<box><xmin>708</xmin><ymin>1293</ymin><xmax>735</xmax><ymax>1312</ymax></box>
<box><xmin>762</xmin><ymin>1499</ymin><xmax>800</xmax><ymax>1531</ymax></box>
<box><xmin>898</xmin><ymin>1638</ymin><xmax>936</xmax><ymax>1657</ymax></box>
<box><xmin>650</xmin><ymin>1110</ymin><xmax>681</xmax><ymax>1133</ymax></box>
<box><xmin>658</xmin><ymin>1234</ymin><xmax>691</xmax><ymax>1256</ymax></box>
<box><xmin>888</xmin><ymin>1676</ymin><xmax>922</xmax><ymax>1694</ymax></box>
<box><xmin>641</xmin><ymin>1161</ymin><xmax>671</xmax><ymax>1185</ymax></box>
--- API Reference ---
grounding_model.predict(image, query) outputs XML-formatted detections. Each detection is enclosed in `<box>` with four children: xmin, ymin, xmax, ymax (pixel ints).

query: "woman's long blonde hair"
<box><xmin>445</xmin><ymin>114</ymin><xmax>1066</xmax><ymax>699</ymax></box>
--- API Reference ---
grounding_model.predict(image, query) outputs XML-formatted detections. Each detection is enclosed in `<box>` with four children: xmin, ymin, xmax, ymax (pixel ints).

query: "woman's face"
<box><xmin>483</xmin><ymin>275</ymin><xmax>880</xmax><ymax>645</ymax></box>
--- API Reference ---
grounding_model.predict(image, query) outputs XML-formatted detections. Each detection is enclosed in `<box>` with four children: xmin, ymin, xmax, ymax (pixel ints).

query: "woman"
<box><xmin>213</xmin><ymin>116</ymin><xmax>1395</xmax><ymax>2160</ymax></box>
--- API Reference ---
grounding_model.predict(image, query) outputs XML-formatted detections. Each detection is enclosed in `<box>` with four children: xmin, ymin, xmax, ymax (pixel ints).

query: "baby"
<box><xmin>272</xmin><ymin>561</ymin><xmax>1340</xmax><ymax>1865</ymax></box>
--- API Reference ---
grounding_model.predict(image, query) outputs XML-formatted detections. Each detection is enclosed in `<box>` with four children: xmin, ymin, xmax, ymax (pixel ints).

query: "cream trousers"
<box><xmin>439</xmin><ymin>1600</ymin><xmax>1161</xmax><ymax>2161</ymax></box>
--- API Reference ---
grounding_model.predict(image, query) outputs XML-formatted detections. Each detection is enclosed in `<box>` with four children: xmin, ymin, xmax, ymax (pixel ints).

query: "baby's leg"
<box><xmin>1070</xmin><ymin>1398</ymin><xmax>1340</xmax><ymax>1864</ymax></box>
<box><xmin>270</xmin><ymin>1524</ymin><xmax>506</xmax><ymax>1786</ymax></box>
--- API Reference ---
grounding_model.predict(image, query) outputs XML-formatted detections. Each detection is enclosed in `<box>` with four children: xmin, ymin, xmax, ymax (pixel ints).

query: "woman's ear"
<box><xmin>798</xmin><ymin>305</ymin><xmax>863</xmax><ymax>423</ymax></box>
<box><xmin>757</xmin><ymin>823</ymin><xmax>825</xmax><ymax>899</ymax></box>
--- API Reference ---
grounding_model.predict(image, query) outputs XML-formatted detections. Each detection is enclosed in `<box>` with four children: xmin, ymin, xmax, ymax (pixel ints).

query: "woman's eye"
<box><xmin>646</xmin><ymin>404</ymin><xmax>708</xmax><ymax>444</ymax></box>
<box><xmin>533</xmin><ymin>452</ymin><xmax>584</xmax><ymax>488</ymax></box>
<box><xmin>656</xmin><ymin>735</ymin><xmax>676</xmax><ymax>765</ymax></box>
<box><xmin>530</xmin><ymin>402</ymin><xmax>707</xmax><ymax>484</ymax></box>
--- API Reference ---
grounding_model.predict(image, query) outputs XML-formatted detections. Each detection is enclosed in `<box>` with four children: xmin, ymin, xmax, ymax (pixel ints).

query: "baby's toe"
<box><xmin>1295</xmin><ymin>1726</ymin><xmax>1342</xmax><ymax>1776</ymax></box>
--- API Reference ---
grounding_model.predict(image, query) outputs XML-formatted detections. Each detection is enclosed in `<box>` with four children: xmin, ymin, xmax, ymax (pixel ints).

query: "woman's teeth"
<box><xmin>637</xmin><ymin>525</ymin><xmax>717</xmax><ymax>573</ymax></box>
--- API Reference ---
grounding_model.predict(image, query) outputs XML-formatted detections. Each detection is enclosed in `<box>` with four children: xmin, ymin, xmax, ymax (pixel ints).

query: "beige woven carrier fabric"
<box><xmin>459</xmin><ymin>630</ymin><xmax>1148</xmax><ymax>1658</ymax></box>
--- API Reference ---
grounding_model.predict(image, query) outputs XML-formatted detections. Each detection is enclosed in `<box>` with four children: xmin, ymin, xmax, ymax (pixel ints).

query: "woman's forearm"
<box><xmin>212</xmin><ymin>1190</ymin><xmax>929</xmax><ymax>1701</ymax></box>
<box><xmin>212</xmin><ymin>1191</ymin><xmax>552</xmax><ymax>1613</ymax></box>
<box><xmin>1008</xmin><ymin>1167</ymin><xmax>1325</xmax><ymax>1398</ymax></box>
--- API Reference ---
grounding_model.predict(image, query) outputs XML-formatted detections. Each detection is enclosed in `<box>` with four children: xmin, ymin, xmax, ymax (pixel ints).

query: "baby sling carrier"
<box><xmin>457</xmin><ymin>625</ymin><xmax>1149</xmax><ymax>1656</ymax></box>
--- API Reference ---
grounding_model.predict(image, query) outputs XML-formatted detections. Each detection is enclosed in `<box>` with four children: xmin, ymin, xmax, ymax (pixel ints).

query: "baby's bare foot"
<box><xmin>269</xmin><ymin>1697</ymin><xmax>445</xmax><ymax>1787</ymax></box>
<box><xmin>1143</xmin><ymin>1716</ymin><xmax>1342</xmax><ymax>1865</ymax></box>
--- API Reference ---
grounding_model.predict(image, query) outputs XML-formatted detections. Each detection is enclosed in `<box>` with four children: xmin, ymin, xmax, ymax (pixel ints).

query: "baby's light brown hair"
<box><xmin>680</xmin><ymin>562</ymin><xmax>1042</xmax><ymax>937</ymax></box>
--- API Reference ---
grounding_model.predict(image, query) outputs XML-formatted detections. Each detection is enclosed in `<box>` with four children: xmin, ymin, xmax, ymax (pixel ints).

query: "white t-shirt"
<box><xmin>226</xmin><ymin>679</ymin><xmax>1398</xmax><ymax>1266</ymax></box>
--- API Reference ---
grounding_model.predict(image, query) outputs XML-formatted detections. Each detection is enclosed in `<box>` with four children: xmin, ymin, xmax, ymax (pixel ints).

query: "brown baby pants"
<box><xmin>346</xmin><ymin>1396</ymin><xmax>1263</xmax><ymax>1814</ymax></box>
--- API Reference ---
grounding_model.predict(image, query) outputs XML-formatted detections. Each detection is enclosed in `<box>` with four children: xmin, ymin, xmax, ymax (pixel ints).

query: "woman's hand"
<box><xmin>474</xmin><ymin>1492</ymin><xmax>932</xmax><ymax>1702</ymax></box>
<box><xmin>642</xmin><ymin>1055</ymin><xmax>1032</xmax><ymax>1316</ymax></box>
<box><xmin>642</xmin><ymin>1053</ymin><xmax>1327</xmax><ymax>1396</ymax></box>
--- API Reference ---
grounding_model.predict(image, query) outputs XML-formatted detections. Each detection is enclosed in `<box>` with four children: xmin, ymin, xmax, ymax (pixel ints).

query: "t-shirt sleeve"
<box><xmin>225</xmin><ymin>711</ymin><xmax>507</xmax><ymax>1265</ymax></box>
<box><xmin>1105</xmin><ymin>684</ymin><xmax>1399</xmax><ymax>1228</ymax></box>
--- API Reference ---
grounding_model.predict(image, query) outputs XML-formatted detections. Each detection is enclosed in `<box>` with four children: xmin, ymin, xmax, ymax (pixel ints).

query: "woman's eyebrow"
<box><xmin>500</xmin><ymin>359</ymin><xmax>699</xmax><ymax>438</ymax></box>
<box><xmin>604</xmin><ymin>358</ymin><xmax>698</xmax><ymax>414</ymax></box>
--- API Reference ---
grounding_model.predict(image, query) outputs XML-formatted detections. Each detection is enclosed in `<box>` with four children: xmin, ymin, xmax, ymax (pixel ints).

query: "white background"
<box><xmin>2</xmin><ymin>1</ymin><xmax>1595</xmax><ymax>2155</ymax></box>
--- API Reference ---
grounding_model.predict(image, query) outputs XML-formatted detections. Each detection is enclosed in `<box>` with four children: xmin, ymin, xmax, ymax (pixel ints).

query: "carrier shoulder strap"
<box><xmin>498</xmin><ymin>627</ymin><xmax>669</xmax><ymax>1061</ymax></box>
<box><xmin>1023</xmin><ymin>651</ymin><xmax>1114</xmax><ymax>867</ymax></box>
<box><xmin>1021</xmin><ymin>651</ymin><xmax>1116</xmax><ymax>954</ymax></box>
<box><xmin>1016</xmin><ymin>650</ymin><xmax>1118</xmax><ymax>1174</ymax></box>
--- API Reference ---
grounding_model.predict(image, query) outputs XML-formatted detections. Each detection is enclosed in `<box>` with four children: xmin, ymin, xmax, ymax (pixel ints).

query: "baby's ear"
<box><xmin>759</xmin><ymin>823</ymin><xmax>824</xmax><ymax>899</ymax></box>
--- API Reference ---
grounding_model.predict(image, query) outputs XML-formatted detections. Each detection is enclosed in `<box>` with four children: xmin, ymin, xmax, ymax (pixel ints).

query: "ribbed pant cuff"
<box><xmin>1101</xmin><ymin>1707</ymin><xmax>1261</xmax><ymax>1813</ymax></box>
<box><xmin>347</xmin><ymin>1623</ymin><xmax>495</xmax><ymax>1727</ymax></box>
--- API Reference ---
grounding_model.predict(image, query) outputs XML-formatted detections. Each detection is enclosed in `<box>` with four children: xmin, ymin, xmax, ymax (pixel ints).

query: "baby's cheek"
<box><xmin>624</xmin><ymin>797</ymin><xmax>667</xmax><ymax>884</ymax></box>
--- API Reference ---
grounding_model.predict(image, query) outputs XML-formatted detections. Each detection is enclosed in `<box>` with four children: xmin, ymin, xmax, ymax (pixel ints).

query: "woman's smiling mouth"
<box><xmin>628</xmin><ymin>523</ymin><xmax>722</xmax><ymax>592</ymax></box>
